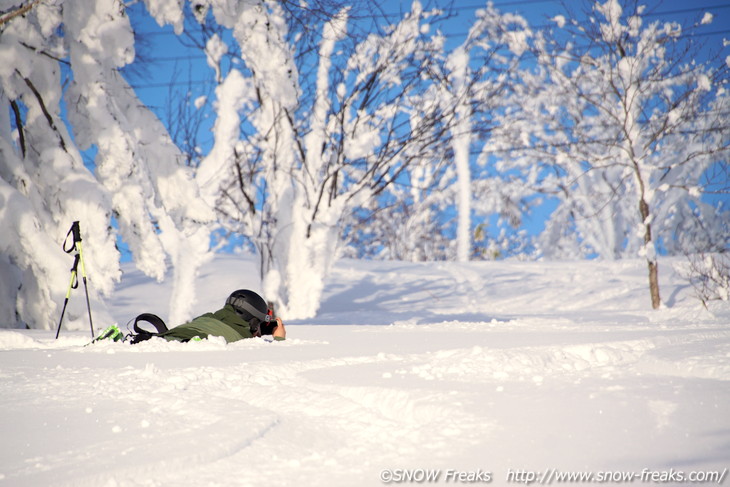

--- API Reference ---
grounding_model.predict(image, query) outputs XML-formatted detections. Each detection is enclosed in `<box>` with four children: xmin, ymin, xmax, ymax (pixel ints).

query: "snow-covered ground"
<box><xmin>1</xmin><ymin>255</ymin><xmax>729</xmax><ymax>486</ymax></box>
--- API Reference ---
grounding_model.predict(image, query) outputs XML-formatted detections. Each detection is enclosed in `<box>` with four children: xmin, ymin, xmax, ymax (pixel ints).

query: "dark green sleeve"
<box><xmin>159</xmin><ymin>307</ymin><xmax>249</xmax><ymax>343</ymax></box>
<box><xmin>208</xmin><ymin>305</ymin><xmax>255</xmax><ymax>339</ymax></box>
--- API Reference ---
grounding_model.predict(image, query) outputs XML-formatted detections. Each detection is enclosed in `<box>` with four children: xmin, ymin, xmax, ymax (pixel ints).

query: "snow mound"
<box><xmin>1</xmin><ymin>255</ymin><xmax>728</xmax><ymax>486</ymax></box>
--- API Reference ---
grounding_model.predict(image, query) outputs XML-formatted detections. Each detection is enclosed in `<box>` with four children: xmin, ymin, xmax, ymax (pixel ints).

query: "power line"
<box><xmin>126</xmin><ymin>1</ymin><xmax>730</xmax><ymax>90</ymax></box>
<box><xmin>445</xmin><ymin>0</ymin><xmax>730</xmax><ymax>16</ymax></box>
<box><xmin>133</xmin><ymin>2</ymin><xmax>730</xmax><ymax>37</ymax></box>
<box><xmin>134</xmin><ymin>26</ymin><xmax>730</xmax><ymax>68</ymax></box>
<box><xmin>444</xmin><ymin>27</ymin><xmax>730</xmax><ymax>39</ymax></box>
<box><xmin>128</xmin><ymin>31</ymin><xmax>730</xmax><ymax>91</ymax></box>
<box><xmin>642</xmin><ymin>3</ymin><xmax>730</xmax><ymax>17</ymax></box>
<box><xmin>132</xmin><ymin>79</ymin><xmax>211</xmax><ymax>89</ymax></box>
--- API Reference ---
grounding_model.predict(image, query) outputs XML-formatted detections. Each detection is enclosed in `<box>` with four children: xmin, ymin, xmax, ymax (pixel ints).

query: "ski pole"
<box><xmin>55</xmin><ymin>221</ymin><xmax>94</xmax><ymax>339</ymax></box>
<box><xmin>55</xmin><ymin>254</ymin><xmax>79</xmax><ymax>339</ymax></box>
<box><xmin>76</xmin><ymin>235</ymin><xmax>94</xmax><ymax>339</ymax></box>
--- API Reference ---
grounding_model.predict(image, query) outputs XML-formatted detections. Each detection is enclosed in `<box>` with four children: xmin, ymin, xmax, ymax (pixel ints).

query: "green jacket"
<box><xmin>159</xmin><ymin>304</ymin><xmax>283</xmax><ymax>343</ymax></box>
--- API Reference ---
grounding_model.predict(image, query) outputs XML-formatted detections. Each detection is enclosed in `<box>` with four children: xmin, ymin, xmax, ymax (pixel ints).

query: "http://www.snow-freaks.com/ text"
<box><xmin>379</xmin><ymin>467</ymin><xmax>728</xmax><ymax>484</ymax></box>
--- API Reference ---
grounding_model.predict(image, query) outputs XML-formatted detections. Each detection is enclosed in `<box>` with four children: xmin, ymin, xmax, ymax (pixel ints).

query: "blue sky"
<box><xmin>120</xmin><ymin>0</ymin><xmax>729</xmax><ymax>253</ymax></box>
<box><xmin>126</xmin><ymin>0</ymin><xmax>730</xmax><ymax>117</ymax></box>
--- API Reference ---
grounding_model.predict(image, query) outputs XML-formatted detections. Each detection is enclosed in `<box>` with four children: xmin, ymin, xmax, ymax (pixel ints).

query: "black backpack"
<box><xmin>128</xmin><ymin>313</ymin><xmax>168</xmax><ymax>344</ymax></box>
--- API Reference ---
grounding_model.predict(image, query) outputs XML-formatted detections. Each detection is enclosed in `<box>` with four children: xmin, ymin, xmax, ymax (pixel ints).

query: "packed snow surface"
<box><xmin>1</xmin><ymin>255</ymin><xmax>729</xmax><ymax>486</ymax></box>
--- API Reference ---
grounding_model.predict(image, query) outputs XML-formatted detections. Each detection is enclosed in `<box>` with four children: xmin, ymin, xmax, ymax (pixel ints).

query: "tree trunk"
<box><xmin>648</xmin><ymin>259</ymin><xmax>661</xmax><ymax>309</ymax></box>
<box><xmin>639</xmin><ymin>198</ymin><xmax>661</xmax><ymax>309</ymax></box>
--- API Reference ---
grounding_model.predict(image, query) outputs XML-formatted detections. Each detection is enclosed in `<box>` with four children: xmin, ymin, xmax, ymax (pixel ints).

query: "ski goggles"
<box><xmin>227</xmin><ymin>295</ymin><xmax>272</xmax><ymax>323</ymax></box>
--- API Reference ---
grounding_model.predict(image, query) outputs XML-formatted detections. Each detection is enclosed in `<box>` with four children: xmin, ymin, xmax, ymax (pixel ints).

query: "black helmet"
<box><xmin>226</xmin><ymin>289</ymin><xmax>270</xmax><ymax>323</ymax></box>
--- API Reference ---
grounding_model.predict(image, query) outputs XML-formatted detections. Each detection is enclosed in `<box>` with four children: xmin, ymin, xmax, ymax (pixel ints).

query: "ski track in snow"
<box><xmin>1</xmin><ymin>256</ymin><xmax>729</xmax><ymax>486</ymax></box>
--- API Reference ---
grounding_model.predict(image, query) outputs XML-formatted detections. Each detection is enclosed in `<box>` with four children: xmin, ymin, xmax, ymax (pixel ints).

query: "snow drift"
<box><xmin>1</xmin><ymin>254</ymin><xmax>728</xmax><ymax>486</ymax></box>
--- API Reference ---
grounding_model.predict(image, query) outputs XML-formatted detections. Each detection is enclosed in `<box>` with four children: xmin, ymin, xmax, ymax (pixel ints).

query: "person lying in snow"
<box><xmin>96</xmin><ymin>289</ymin><xmax>286</xmax><ymax>344</ymax></box>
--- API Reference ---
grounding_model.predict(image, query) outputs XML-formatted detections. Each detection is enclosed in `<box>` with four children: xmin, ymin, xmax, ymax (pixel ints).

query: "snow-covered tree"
<box><xmin>349</xmin><ymin>2</ymin><xmax>540</xmax><ymax>263</ymax></box>
<box><xmin>445</xmin><ymin>43</ymin><xmax>473</xmax><ymax>263</ymax></box>
<box><xmin>458</xmin><ymin>4</ymin><xmax>543</xmax><ymax>261</ymax></box>
<box><xmin>342</xmin><ymin>141</ymin><xmax>453</xmax><ymax>261</ymax></box>
<box><xmin>526</xmin><ymin>0</ymin><xmax>729</xmax><ymax>308</ymax></box>
<box><xmin>196</xmin><ymin>1</ymin><xmax>452</xmax><ymax>318</ymax></box>
<box><xmin>442</xmin><ymin>3</ymin><xmax>536</xmax><ymax>262</ymax></box>
<box><xmin>1</xmin><ymin>0</ymin><xmax>213</xmax><ymax>329</ymax></box>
